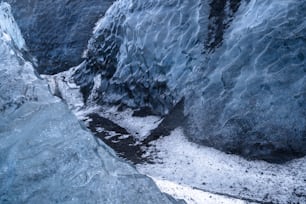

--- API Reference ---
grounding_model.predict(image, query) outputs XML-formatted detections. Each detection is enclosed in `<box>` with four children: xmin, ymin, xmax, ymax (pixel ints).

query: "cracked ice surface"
<box><xmin>0</xmin><ymin>3</ymin><xmax>180</xmax><ymax>204</ymax></box>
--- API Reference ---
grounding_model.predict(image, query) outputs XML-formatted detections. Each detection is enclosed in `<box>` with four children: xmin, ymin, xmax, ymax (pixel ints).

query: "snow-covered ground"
<box><xmin>94</xmin><ymin>107</ymin><xmax>162</xmax><ymax>141</ymax></box>
<box><xmin>46</xmin><ymin>75</ymin><xmax>306</xmax><ymax>204</ymax></box>
<box><xmin>81</xmin><ymin>106</ymin><xmax>306</xmax><ymax>203</ymax></box>
<box><xmin>136</xmin><ymin>128</ymin><xmax>306</xmax><ymax>204</ymax></box>
<box><xmin>150</xmin><ymin>176</ymin><xmax>249</xmax><ymax>204</ymax></box>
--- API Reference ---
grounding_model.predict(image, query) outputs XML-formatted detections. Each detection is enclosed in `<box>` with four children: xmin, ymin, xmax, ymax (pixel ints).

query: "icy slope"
<box><xmin>0</xmin><ymin>3</ymin><xmax>181</xmax><ymax>204</ymax></box>
<box><xmin>185</xmin><ymin>0</ymin><xmax>306</xmax><ymax>162</ymax></box>
<box><xmin>67</xmin><ymin>0</ymin><xmax>305</xmax><ymax>162</ymax></box>
<box><xmin>71</xmin><ymin>0</ymin><xmax>209</xmax><ymax>115</ymax></box>
<box><xmin>70</xmin><ymin>0</ymin><xmax>242</xmax><ymax>114</ymax></box>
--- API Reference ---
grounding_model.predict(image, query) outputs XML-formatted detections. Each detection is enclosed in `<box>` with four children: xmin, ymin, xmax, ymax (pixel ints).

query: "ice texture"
<box><xmin>72</xmin><ymin>0</ymin><xmax>210</xmax><ymax>115</ymax></box>
<box><xmin>71</xmin><ymin>0</ymin><xmax>242</xmax><ymax>115</ymax></box>
<box><xmin>5</xmin><ymin>0</ymin><xmax>116</xmax><ymax>74</ymax></box>
<box><xmin>0</xmin><ymin>3</ymin><xmax>25</xmax><ymax>50</ymax></box>
<box><xmin>185</xmin><ymin>0</ymin><xmax>306</xmax><ymax>162</ymax></box>
<box><xmin>68</xmin><ymin>0</ymin><xmax>306</xmax><ymax>162</ymax></box>
<box><xmin>0</xmin><ymin>3</ymin><xmax>181</xmax><ymax>204</ymax></box>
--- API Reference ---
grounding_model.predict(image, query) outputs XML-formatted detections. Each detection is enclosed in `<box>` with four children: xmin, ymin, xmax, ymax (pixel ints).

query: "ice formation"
<box><xmin>67</xmin><ymin>0</ymin><xmax>306</xmax><ymax>162</ymax></box>
<box><xmin>71</xmin><ymin>0</ymin><xmax>202</xmax><ymax>114</ymax></box>
<box><xmin>185</xmin><ymin>0</ymin><xmax>306</xmax><ymax>162</ymax></box>
<box><xmin>5</xmin><ymin>0</ymin><xmax>116</xmax><ymax>74</ymax></box>
<box><xmin>5</xmin><ymin>0</ymin><xmax>305</xmax><ymax>162</ymax></box>
<box><xmin>0</xmin><ymin>3</ymin><xmax>181</xmax><ymax>203</ymax></box>
<box><xmin>71</xmin><ymin>0</ymin><xmax>242</xmax><ymax>114</ymax></box>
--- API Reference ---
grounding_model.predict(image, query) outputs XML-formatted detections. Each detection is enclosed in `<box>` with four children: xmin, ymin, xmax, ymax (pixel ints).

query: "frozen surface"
<box><xmin>0</xmin><ymin>3</ymin><xmax>25</xmax><ymax>50</ymax></box>
<box><xmin>185</xmin><ymin>0</ymin><xmax>306</xmax><ymax>162</ymax></box>
<box><xmin>150</xmin><ymin>176</ymin><xmax>248</xmax><ymax>204</ymax></box>
<box><xmin>61</xmin><ymin>101</ymin><xmax>306</xmax><ymax>203</ymax></box>
<box><xmin>65</xmin><ymin>0</ymin><xmax>306</xmax><ymax>161</ymax></box>
<box><xmin>0</xmin><ymin>3</ymin><xmax>181</xmax><ymax>204</ymax></box>
<box><xmin>33</xmin><ymin>0</ymin><xmax>306</xmax><ymax>202</ymax></box>
<box><xmin>70</xmin><ymin>0</ymin><xmax>241</xmax><ymax>115</ymax></box>
<box><xmin>137</xmin><ymin>128</ymin><xmax>306</xmax><ymax>204</ymax></box>
<box><xmin>72</xmin><ymin>0</ymin><xmax>209</xmax><ymax>114</ymax></box>
<box><xmin>5</xmin><ymin>0</ymin><xmax>115</xmax><ymax>74</ymax></box>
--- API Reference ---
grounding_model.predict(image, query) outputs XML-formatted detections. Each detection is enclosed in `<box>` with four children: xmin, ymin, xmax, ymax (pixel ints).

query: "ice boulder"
<box><xmin>0</xmin><ymin>3</ymin><xmax>181</xmax><ymax>203</ymax></box>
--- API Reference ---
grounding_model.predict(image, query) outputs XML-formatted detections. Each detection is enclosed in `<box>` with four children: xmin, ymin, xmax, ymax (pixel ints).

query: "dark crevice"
<box><xmin>205</xmin><ymin>0</ymin><xmax>242</xmax><ymax>51</ymax></box>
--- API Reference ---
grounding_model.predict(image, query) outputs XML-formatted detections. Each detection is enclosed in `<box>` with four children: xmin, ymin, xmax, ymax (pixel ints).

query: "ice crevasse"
<box><xmin>0</xmin><ymin>3</ymin><xmax>182</xmax><ymax>204</ymax></box>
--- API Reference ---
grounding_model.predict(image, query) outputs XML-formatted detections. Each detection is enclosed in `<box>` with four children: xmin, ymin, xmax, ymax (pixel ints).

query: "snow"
<box><xmin>46</xmin><ymin>75</ymin><xmax>163</xmax><ymax>141</ymax></box>
<box><xmin>96</xmin><ymin>107</ymin><xmax>162</xmax><ymax>141</ymax></box>
<box><xmin>136</xmin><ymin>128</ymin><xmax>306</xmax><ymax>203</ymax></box>
<box><xmin>150</xmin><ymin>177</ymin><xmax>248</xmax><ymax>204</ymax></box>
<box><xmin>45</xmin><ymin>68</ymin><xmax>306</xmax><ymax>203</ymax></box>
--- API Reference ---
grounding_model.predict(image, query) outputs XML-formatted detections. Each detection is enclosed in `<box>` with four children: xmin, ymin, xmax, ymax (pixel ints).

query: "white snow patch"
<box><xmin>96</xmin><ymin>107</ymin><xmax>162</xmax><ymax>141</ymax></box>
<box><xmin>151</xmin><ymin>176</ymin><xmax>248</xmax><ymax>204</ymax></box>
<box><xmin>137</xmin><ymin>128</ymin><xmax>306</xmax><ymax>203</ymax></box>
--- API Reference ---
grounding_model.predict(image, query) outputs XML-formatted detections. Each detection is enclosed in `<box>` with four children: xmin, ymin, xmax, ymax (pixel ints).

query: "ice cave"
<box><xmin>1</xmin><ymin>0</ymin><xmax>305</xmax><ymax>203</ymax></box>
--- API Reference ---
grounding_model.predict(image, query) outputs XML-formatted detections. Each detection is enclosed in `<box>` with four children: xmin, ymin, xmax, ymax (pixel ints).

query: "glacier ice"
<box><xmin>66</xmin><ymin>0</ymin><xmax>306</xmax><ymax>162</ymax></box>
<box><xmin>185</xmin><ymin>0</ymin><xmax>306</xmax><ymax>162</ymax></box>
<box><xmin>5</xmin><ymin>0</ymin><xmax>116</xmax><ymax>74</ymax></box>
<box><xmin>0</xmin><ymin>3</ymin><xmax>25</xmax><ymax>50</ymax></box>
<box><xmin>71</xmin><ymin>0</ymin><xmax>242</xmax><ymax>115</ymax></box>
<box><xmin>0</xmin><ymin>3</ymin><xmax>182</xmax><ymax>204</ymax></box>
<box><xmin>72</xmin><ymin>0</ymin><xmax>210</xmax><ymax>115</ymax></box>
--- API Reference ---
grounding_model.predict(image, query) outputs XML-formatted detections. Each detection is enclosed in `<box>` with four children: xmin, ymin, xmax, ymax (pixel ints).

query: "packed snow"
<box><xmin>137</xmin><ymin>128</ymin><xmax>306</xmax><ymax>203</ymax></box>
<box><xmin>150</xmin><ymin>177</ymin><xmax>250</xmax><ymax>204</ymax></box>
